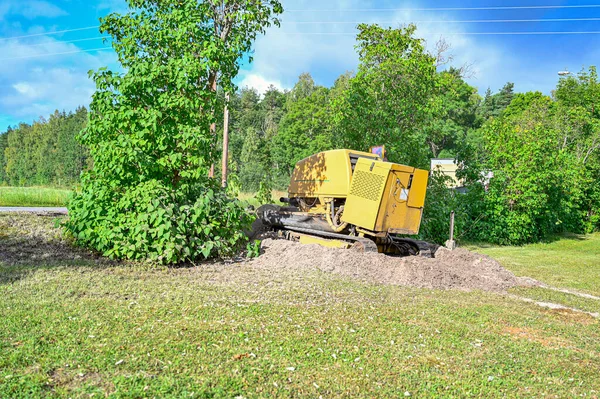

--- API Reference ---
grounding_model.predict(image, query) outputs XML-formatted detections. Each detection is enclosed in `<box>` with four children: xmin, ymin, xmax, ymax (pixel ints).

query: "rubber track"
<box><xmin>391</xmin><ymin>237</ymin><xmax>436</xmax><ymax>258</ymax></box>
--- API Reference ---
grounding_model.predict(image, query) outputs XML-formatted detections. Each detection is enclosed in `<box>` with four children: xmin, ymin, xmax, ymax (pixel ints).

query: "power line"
<box><xmin>275</xmin><ymin>31</ymin><xmax>600</xmax><ymax>35</ymax></box>
<box><xmin>12</xmin><ymin>36</ymin><xmax>110</xmax><ymax>48</ymax></box>
<box><xmin>0</xmin><ymin>26</ymin><xmax>100</xmax><ymax>41</ymax></box>
<box><xmin>0</xmin><ymin>47</ymin><xmax>112</xmax><ymax>61</ymax></box>
<box><xmin>287</xmin><ymin>5</ymin><xmax>600</xmax><ymax>12</ymax></box>
<box><xmin>286</xmin><ymin>17</ymin><xmax>600</xmax><ymax>24</ymax></box>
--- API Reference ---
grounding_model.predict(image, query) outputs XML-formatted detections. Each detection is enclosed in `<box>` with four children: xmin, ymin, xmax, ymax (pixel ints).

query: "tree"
<box><xmin>65</xmin><ymin>0</ymin><xmax>282</xmax><ymax>263</ymax></box>
<box><xmin>0</xmin><ymin>128</ymin><xmax>8</xmax><ymax>184</ymax></box>
<box><xmin>478</xmin><ymin>82</ymin><xmax>515</xmax><ymax>119</ymax></box>
<box><xmin>239</xmin><ymin>127</ymin><xmax>268</xmax><ymax>191</ymax></box>
<box><xmin>332</xmin><ymin>24</ymin><xmax>438</xmax><ymax>168</ymax></box>
<box><xmin>423</xmin><ymin>68</ymin><xmax>480</xmax><ymax>158</ymax></box>
<box><xmin>286</xmin><ymin>72</ymin><xmax>315</xmax><ymax>107</ymax></box>
<box><xmin>475</xmin><ymin>97</ymin><xmax>564</xmax><ymax>244</ymax></box>
<box><xmin>553</xmin><ymin>67</ymin><xmax>600</xmax><ymax>231</ymax></box>
<box><xmin>274</xmin><ymin>84</ymin><xmax>332</xmax><ymax>175</ymax></box>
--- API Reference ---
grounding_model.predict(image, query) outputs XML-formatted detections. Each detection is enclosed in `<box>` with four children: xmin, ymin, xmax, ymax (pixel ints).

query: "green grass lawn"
<box><xmin>0</xmin><ymin>187</ymin><xmax>72</xmax><ymax>207</ymax></box>
<box><xmin>0</xmin><ymin>187</ymin><xmax>285</xmax><ymax>208</ymax></box>
<box><xmin>238</xmin><ymin>190</ymin><xmax>286</xmax><ymax>208</ymax></box>
<box><xmin>468</xmin><ymin>233</ymin><xmax>600</xmax><ymax>296</ymax></box>
<box><xmin>0</xmin><ymin>215</ymin><xmax>599</xmax><ymax>398</ymax></box>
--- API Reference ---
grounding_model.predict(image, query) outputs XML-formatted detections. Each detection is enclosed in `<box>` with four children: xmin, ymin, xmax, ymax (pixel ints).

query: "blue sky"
<box><xmin>1</xmin><ymin>0</ymin><xmax>599</xmax><ymax>129</ymax></box>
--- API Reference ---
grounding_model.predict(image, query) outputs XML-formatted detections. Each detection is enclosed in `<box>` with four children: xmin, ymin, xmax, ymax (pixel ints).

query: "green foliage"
<box><xmin>67</xmin><ymin>180</ymin><xmax>253</xmax><ymax>262</ymax></box>
<box><xmin>332</xmin><ymin>24</ymin><xmax>438</xmax><ymax>168</ymax></box>
<box><xmin>273</xmin><ymin>80</ymin><xmax>333</xmax><ymax>175</ymax></box>
<box><xmin>460</xmin><ymin>76</ymin><xmax>600</xmax><ymax>244</ymax></box>
<box><xmin>255</xmin><ymin>179</ymin><xmax>273</xmax><ymax>205</ymax></box>
<box><xmin>0</xmin><ymin>108</ymin><xmax>89</xmax><ymax>186</ymax></box>
<box><xmin>478</xmin><ymin>82</ymin><xmax>515</xmax><ymax>120</ymax></box>
<box><xmin>246</xmin><ymin>239</ymin><xmax>261</xmax><ymax>258</ymax></box>
<box><xmin>65</xmin><ymin>0</ymin><xmax>281</xmax><ymax>263</ymax></box>
<box><xmin>227</xmin><ymin>85</ymin><xmax>286</xmax><ymax>191</ymax></box>
<box><xmin>239</xmin><ymin>127</ymin><xmax>269</xmax><ymax>191</ymax></box>
<box><xmin>419</xmin><ymin>172</ymin><xmax>466</xmax><ymax>244</ymax></box>
<box><xmin>423</xmin><ymin>68</ymin><xmax>481</xmax><ymax>158</ymax></box>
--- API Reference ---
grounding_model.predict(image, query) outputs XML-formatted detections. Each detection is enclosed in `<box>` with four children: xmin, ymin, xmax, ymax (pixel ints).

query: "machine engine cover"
<box><xmin>341</xmin><ymin>158</ymin><xmax>429</xmax><ymax>235</ymax></box>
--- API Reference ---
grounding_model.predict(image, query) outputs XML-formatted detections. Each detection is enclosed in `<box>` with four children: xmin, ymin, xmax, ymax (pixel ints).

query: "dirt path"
<box><xmin>0</xmin><ymin>207</ymin><xmax>68</xmax><ymax>214</ymax></box>
<box><xmin>508</xmin><ymin>294</ymin><xmax>600</xmax><ymax>319</ymax></box>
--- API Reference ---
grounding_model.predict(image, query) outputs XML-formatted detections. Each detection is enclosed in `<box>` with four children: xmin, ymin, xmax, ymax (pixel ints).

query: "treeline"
<box><xmin>0</xmin><ymin>107</ymin><xmax>89</xmax><ymax>186</ymax></box>
<box><xmin>223</xmin><ymin>73</ymin><xmax>516</xmax><ymax>193</ymax></box>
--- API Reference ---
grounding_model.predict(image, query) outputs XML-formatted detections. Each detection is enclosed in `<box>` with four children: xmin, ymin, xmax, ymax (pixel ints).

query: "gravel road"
<box><xmin>0</xmin><ymin>207</ymin><xmax>68</xmax><ymax>214</ymax></box>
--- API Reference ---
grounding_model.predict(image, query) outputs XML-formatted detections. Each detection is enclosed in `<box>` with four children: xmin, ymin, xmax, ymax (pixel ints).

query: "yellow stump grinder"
<box><xmin>253</xmin><ymin>149</ymin><xmax>433</xmax><ymax>257</ymax></box>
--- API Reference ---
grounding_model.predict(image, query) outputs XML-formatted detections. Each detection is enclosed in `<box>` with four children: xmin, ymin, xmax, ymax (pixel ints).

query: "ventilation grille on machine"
<box><xmin>349</xmin><ymin>170</ymin><xmax>385</xmax><ymax>202</ymax></box>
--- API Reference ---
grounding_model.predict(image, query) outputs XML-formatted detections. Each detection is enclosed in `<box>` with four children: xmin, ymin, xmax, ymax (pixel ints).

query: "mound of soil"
<box><xmin>252</xmin><ymin>239</ymin><xmax>527</xmax><ymax>292</ymax></box>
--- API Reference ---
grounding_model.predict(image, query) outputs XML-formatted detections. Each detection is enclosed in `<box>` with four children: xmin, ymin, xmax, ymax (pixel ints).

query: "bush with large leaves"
<box><xmin>65</xmin><ymin>0</ymin><xmax>282</xmax><ymax>263</ymax></box>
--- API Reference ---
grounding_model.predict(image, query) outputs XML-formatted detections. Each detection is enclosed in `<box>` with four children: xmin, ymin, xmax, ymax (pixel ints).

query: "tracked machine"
<box><xmin>254</xmin><ymin>149</ymin><xmax>434</xmax><ymax>257</ymax></box>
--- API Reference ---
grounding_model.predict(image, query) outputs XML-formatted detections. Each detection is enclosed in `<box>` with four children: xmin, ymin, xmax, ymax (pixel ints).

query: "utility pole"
<box><xmin>208</xmin><ymin>78</ymin><xmax>217</xmax><ymax>178</ymax></box>
<box><xmin>221</xmin><ymin>92</ymin><xmax>230</xmax><ymax>188</ymax></box>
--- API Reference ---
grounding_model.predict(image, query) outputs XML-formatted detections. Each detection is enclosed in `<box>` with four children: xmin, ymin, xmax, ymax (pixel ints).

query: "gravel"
<box><xmin>250</xmin><ymin>238</ymin><xmax>529</xmax><ymax>292</ymax></box>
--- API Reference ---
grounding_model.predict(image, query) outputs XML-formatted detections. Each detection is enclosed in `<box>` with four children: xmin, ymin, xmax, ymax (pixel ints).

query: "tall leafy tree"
<box><xmin>332</xmin><ymin>24</ymin><xmax>438</xmax><ymax>168</ymax></box>
<box><xmin>478</xmin><ymin>82</ymin><xmax>515</xmax><ymax>119</ymax></box>
<box><xmin>423</xmin><ymin>68</ymin><xmax>480</xmax><ymax>158</ymax></box>
<box><xmin>274</xmin><ymin>81</ymin><xmax>332</xmax><ymax>175</ymax></box>
<box><xmin>0</xmin><ymin>128</ymin><xmax>8</xmax><ymax>183</ymax></box>
<box><xmin>66</xmin><ymin>0</ymin><xmax>282</xmax><ymax>263</ymax></box>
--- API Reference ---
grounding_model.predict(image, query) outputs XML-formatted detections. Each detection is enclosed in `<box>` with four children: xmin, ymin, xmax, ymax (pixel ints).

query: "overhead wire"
<box><xmin>0</xmin><ymin>47</ymin><xmax>112</xmax><ymax>61</ymax></box>
<box><xmin>273</xmin><ymin>31</ymin><xmax>600</xmax><ymax>35</ymax></box>
<box><xmin>11</xmin><ymin>36</ymin><xmax>110</xmax><ymax>48</ymax></box>
<box><xmin>286</xmin><ymin>17</ymin><xmax>600</xmax><ymax>24</ymax></box>
<box><xmin>0</xmin><ymin>26</ymin><xmax>100</xmax><ymax>41</ymax></box>
<box><xmin>2</xmin><ymin>4</ymin><xmax>600</xmax><ymax>60</ymax></box>
<box><xmin>286</xmin><ymin>4</ymin><xmax>600</xmax><ymax>12</ymax></box>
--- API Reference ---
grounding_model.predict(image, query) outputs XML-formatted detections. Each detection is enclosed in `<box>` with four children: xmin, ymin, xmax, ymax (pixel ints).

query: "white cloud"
<box><xmin>19</xmin><ymin>1</ymin><xmax>68</xmax><ymax>19</ymax></box>
<box><xmin>238</xmin><ymin>73</ymin><xmax>284</xmax><ymax>94</ymax></box>
<box><xmin>12</xmin><ymin>82</ymin><xmax>37</xmax><ymax>97</ymax></box>
<box><xmin>0</xmin><ymin>34</ymin><xmax>118</xmax><ymax>124</ymax></box>
<box><xmin>240</xmin><ymin>0</ymin><xmax>511</xmax><ymax>94</ymax></box>
<box><xmin>242</xmin><ymin>0</ymin><xmax>372</xmax><ymax>88</ymax></box>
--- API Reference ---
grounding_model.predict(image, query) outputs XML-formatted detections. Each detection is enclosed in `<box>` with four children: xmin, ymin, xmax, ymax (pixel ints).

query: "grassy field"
<box><xmin>469</xmin><ymin>233</ymin><xmax>600</xmax><ymax>296</ymax></box>
<box><xmin>0</xmin><ymin>187</ymin><xmax>286</xmax><ymax>208</ymax></box>
<box><xmin>1</xmin><ymin>215</ymin><xmax>599</xmax><ymax>398</ymax></box>
<box><xmin>0</xmin><ymin>187</ymin><xmax>71</xmax><ymax>207</ymax></box>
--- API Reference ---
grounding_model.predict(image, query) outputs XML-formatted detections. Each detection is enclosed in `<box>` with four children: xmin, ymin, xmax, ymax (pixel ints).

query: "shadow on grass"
<box><xmin>540</xmin><ymin>232</ymin><xmax>588</xmax><ymax>243</ymax></box>
<box><xmin>0</xmin><ymin>214</ymin><xmax>116</xmax><ymax>285</ymax></box>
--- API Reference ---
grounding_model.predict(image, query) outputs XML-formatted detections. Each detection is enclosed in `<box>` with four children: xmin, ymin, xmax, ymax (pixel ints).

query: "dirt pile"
<box><xmin>252</xmin><ymin>238</ymin><xmax>527</xmax><ymax>292</ymax></box>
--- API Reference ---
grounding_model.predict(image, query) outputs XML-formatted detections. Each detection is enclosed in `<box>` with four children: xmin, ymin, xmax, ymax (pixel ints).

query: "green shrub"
<box><xmin>66</xmin><ymin>179</ymin><xmax>252</xmax><ymax>263</ymax></box>
<box><xmin>64</xmin><ymin>0</ymin><xmax>280</xmax><ymax>263</ymax></box>
<box><xmin>419</xmin><ymin>172</ymin><xmax>469</xmax><ymax>245</ymax></box>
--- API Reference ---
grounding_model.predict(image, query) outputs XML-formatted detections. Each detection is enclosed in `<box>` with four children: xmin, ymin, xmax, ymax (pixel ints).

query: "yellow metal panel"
<box><xmin>407</xmin><ymin>169</ymin><xmax>429</xmax><ymax>208</ymax></box>
<box><xmin>378</xmin><ymin>170</ymin><xmax>412</xmax><ymax>232</ymax></box>
<box><xmin>341</xmin><ymin>158</ymin><xmax>390</xmax><ymax>230</ymax></box>
<box><xmin>288</xmin><ymin>149</ymin><xmax>378</xmax><ymax>198</ymax></box>
<box><xmin>342</xmin><ymin>159</ymin><xmax>429</xmax><ymax>235</ymax></box>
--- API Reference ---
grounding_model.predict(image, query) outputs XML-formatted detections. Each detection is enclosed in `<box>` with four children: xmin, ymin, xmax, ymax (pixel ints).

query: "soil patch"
<box><xmin>251</xmin><ymin>238</ymin><xmax>531</xmax><ymax>292</ymax></box>
<box><xmin>0</xmin><ymin>214</ymin><xmax>110</xmax><ymax>269</ymax></box>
